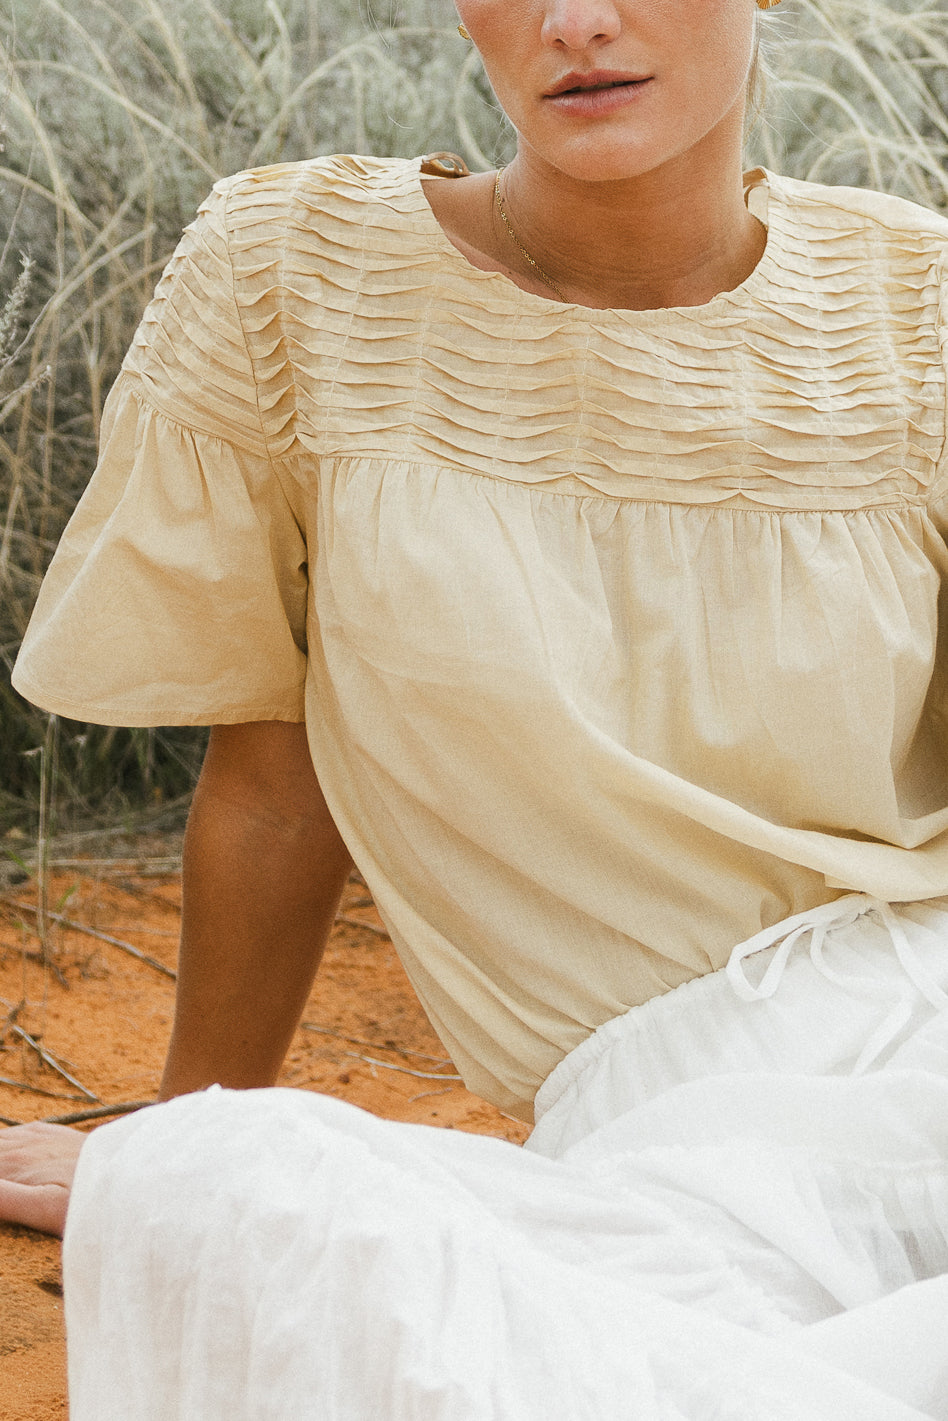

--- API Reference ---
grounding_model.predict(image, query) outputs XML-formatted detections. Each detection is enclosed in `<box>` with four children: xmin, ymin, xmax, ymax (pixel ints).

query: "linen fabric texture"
<box><xmin>13</xmin><ymin>154</ymin><xmax>948</xmax><ymax>1121</ymax></box>
<box><xmin>64</xmin><ymin>897</ymin><xmax>948</xmax><ymax>1419</ymax></box>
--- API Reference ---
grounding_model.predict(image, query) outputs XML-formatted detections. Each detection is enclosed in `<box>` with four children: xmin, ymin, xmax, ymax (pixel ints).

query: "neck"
<box><xmin>500</xmin><ymin>134</ymin><xmax>765</xmax><ymax>311</ymax></box>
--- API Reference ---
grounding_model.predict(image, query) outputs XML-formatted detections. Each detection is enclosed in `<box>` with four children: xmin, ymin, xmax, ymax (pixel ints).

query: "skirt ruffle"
<box><xmin>64</xmin><ymin>897</ymin><xmax>948</xmax><ymax>1419</ymax></box>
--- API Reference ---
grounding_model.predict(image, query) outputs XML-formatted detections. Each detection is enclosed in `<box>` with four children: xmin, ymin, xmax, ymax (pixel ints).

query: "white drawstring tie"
<box><xmin>726</xmin><ymin>894</ymin><xmax>948</xmax><ymax>1073</ymax></box>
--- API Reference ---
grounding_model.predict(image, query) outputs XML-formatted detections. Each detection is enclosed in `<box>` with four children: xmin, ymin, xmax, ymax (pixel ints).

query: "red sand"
<box><xmin>0</xmin><ymin>851</ymin><xmax>528</xmax><ymax>1419</ymax></box>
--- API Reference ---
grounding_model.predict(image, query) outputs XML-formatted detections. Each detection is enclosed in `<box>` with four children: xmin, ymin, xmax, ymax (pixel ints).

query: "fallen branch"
<box><xmin>409</xmin><ymin>1086</ymin><xmax>455</xmax><ymax>1103</ymax></box>
<box><xmin>14</xmin><ymin>948</ymin><xmax>69</xmax><ymax>986</ymax></box>
<box><xmin>335</xmin><ymin>913</ymin><xmax>390</xmax><ymax>939</ymax></box>
<box><xmin>0</xmin><ymin>1000</ymin><xmax>24</xmax><ymax>1038</ymax></box>
<box><xmin>1</xmin><ymin>855</ymin><xmax>182</xmax><ymax>880</ymax></box>
<box><xmin>300</xmin><ymin>1023</ymin><xmax>451</xmax><ymax>1065</ymax></box>
<box><xmin>343</xmin><ymin>1051</ymin><xmax>462</xmax><ymax>1082</ymax></box>
<box><xmin>42</xmin><ymin>857</ymin><xmax>181</xmax><ymax>876</ymax></box>
<box><xmin>41</xmin><ymin>1100</ymin><xmax>151</xmax><ymax>1127</ymax></box>
<box><xmin>11</xmin><ymin>902</ymin><xmax>177</xmax><ymax>980</ymax></box>
<box><xmin>0</xmin><ymin>1074</ymin><xmax>85</xmax><ymax>1102</ymax></box>
<box><xmin>106</xmin><ymin>926</ymin><xmax>179</xmax><ymax>939</ymax></box>
<box><xmin>9</xmin><ymin>1025</ymin><xmax>98</xmax><ymax>1101</ymax></box>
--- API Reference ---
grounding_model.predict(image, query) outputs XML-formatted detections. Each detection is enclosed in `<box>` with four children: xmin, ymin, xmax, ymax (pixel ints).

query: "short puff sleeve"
<box><xmin>12</xmin><ymin>180</ymin><xmax>308</xmax><ymax>726</ymax></box>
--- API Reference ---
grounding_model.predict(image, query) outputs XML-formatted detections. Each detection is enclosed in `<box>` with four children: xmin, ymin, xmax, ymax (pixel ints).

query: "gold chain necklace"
<box><xmin>493</xmin><ymin>169</ymin><xmax>566</xmax><ymax>301</ymax></box>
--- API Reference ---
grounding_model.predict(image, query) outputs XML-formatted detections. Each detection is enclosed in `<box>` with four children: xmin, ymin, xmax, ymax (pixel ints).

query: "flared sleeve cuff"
<box><xmin>13</xmin><ymin>176</ymin><xmax>309</xmax><ymax>726</ymax></box>
<box><xmin>12</xmin><ymin>372</ymin><xmax>308</xmax><ymax>726</ymax></box>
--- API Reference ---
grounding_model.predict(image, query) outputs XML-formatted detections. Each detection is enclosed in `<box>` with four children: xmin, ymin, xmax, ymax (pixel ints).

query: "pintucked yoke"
<box><xmin>13</xmin><ymin>154</ymin><xmax>948</xmax><ymax>1120</ymax></box>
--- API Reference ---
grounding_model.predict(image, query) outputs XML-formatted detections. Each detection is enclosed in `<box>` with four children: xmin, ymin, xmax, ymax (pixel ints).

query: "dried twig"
<box><xmin>0</xmin><ymin>1074</ymin><xmax>85</xmax><ymax>1101</ymax></box>
<box><xmin>343</xmin><ymin>1051</ymin><xmax>462</xmax><ymax>1082</ymax></box>
<box><xmin>31</xmin><ymin>857</ymin><xmax>181</xmax><ymax>876</ymax></box>
<box><xmin>35</xmin><ymin>714</ymin><xmax>59</xmax><ymax>964</ymax></box>
<box><xmin>106</xmin><ymin>926</ymin><xmax>179</xmax><ymax>939</ymax></box>
<box><xmin>0</xmin><ymin>999</ymin><xmax>23</xmax><ymax>1037</ymax></box>
<box><xmin>41</xmin><ymin>1100</ymin><xmax>150</xmax><ymax>1126</ymax></box>
<box><xmin>409</xmin><ymin>1086</ymin><xmax>455</xmax><ymax>1103</ymax></box>
<box><xmin>300</xmin><ymin>1023</ymin><xmax>450</xmax><ymax>1065</ymax></box>
<box><xmin>11</xmin><ymin>902</ymin><xmax>177</xmax><ymax>980</ymax></box>
<box><xmin>23</xmin><ymin>954</ymin><xmax>69</xmax><ymax>987</ymax></box>
<box><xmin>9</xmin><ymin>1025</ymin><xmax>98</xmax><ymax>1101</ymax></box>
<box><xmin>335</xmin><ymin>913</ymin><xmax>390</xmax><ymax>939</ymax></box>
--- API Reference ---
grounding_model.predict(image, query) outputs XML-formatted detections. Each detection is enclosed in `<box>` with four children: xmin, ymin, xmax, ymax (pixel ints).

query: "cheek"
<box><xmin>670</xmin><ymin>6</ymin><xmax>756</xmax><ymax>120</ymax></box>
<box><xmin>698</xmin><ymin>1</ymin><xmax>757</xmax><ymax>84</ymax></box>
<box><xmin>457</xmin><ymin>1</ymin><xmax>535</xmax><ymax>56</ymax></box>
<box><xmin>456</xmin><ymin>4</ymin><xmax>537</xmax><ymax>113</ymax></box>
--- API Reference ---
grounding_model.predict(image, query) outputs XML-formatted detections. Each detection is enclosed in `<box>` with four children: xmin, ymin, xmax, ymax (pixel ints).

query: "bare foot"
<box><xmin>0</xmin><ymin>1122</ymin><xmax>85</xmax><ymax>1237</ymax></box>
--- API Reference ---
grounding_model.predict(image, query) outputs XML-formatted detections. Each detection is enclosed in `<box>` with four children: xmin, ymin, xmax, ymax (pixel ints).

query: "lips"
<box><xmin>546</xmin><ymin>70</ymin><xmax>651</xmax><ymax>98</ymax></box>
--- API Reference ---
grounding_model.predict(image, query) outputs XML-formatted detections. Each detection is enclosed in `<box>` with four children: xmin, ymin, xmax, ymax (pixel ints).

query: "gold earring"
<box><xmin>755</xmin><ymin>0</ymin><xmax>781</xmax><ymax>8</ymax></box>
<box><xmin>458</xmin><ymin>23</ymin><xmax>472</xmax><ymax>39</ymax></box>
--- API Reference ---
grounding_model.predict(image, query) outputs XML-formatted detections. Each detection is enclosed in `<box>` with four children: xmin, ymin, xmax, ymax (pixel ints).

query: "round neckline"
<box><xmin>411</xmin><ymin>160</ymin><xmax>779</xmax><ymax>320</ymax></box>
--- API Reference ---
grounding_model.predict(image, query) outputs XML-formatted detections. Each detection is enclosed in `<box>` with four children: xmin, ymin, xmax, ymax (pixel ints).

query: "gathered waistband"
<box><xmin>726</xmin><ymin>893</ymin><xmax>948</xmax><ymax>1010</ymax></box>
<box><xmin>528</xmin><ymin>895</ymin><xmax>948</xmax><ymax>1160</ymax></box>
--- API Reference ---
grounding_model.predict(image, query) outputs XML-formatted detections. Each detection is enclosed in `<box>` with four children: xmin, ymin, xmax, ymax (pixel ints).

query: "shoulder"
<box><xmin>191</xmin><ymin>154</ymin><xmax>435</xmax><ymax>323</ymax></box>
<box><xmin>762</xmin><ymin>168</ymin><xmax>948</xmax><ymax>261</ymax></box>
<box><xmin>202</xmin><ymin>154</ymin><xmax>425</xmax><ymax>241</ymax></box>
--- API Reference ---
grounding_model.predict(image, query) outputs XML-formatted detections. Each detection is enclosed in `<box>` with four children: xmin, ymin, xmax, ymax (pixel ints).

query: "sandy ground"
<box><xmin>0</xmin><ymin>842</ymin><xmax>529</xmax><ymax>1420</ymax></box>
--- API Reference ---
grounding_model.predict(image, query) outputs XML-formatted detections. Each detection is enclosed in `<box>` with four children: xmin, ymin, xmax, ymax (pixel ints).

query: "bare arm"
<box><xmin>0</xmin><ymin>719</ymin><xmax>352</xmax><ymax>1235</ymax></box>
<box><xmin>159</xmin><ymin>719</ymin><xmax>353</xmax><ymax>1099</ymax></box>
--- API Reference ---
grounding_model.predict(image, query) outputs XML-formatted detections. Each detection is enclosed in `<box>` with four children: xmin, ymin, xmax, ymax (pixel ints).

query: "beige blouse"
<box><xmin>13</xmin><ymin>155</ymin><xmax>948</xmax><ymax>1120</ymax></box>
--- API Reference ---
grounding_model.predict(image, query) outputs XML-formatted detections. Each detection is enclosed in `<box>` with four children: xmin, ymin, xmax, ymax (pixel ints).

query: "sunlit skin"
<box><xmin>426</xmin><ymin>0</ymin><xmax>768</xmax><ymax>310</ymax></box>
<box><xmin>0</xmin><ymin>1122</ymin><xmax>81</xmax><ymax>1237</ymax></box>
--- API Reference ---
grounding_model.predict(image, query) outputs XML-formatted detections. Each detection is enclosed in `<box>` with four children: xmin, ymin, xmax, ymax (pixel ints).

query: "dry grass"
<box><xmin>752</xmin><ymin>0</ymin><xmax>948</xmax><ymax>210</ymax></box>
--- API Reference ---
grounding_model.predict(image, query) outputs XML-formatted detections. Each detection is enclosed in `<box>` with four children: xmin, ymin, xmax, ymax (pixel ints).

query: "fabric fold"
<box><xmin>13</xmin><ymin>154</ymin><xmax>948</xmax><ymax>1116</ymax></box>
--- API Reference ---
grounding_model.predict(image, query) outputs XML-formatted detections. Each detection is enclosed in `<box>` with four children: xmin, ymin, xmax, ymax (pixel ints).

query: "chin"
<box><xmin>521</xmin><ymin>131</ymin><xmax>691</xmax><ymax>187</ymax></box>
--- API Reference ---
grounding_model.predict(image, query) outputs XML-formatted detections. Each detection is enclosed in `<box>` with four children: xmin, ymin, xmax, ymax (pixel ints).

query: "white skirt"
<box><xmin>64</xmin><ymin>895</ymin><xmax>948</xmax><ymax>1420</ymax></box>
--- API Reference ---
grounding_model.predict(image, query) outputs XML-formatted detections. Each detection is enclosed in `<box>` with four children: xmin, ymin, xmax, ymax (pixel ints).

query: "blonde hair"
<box><xmin>745</xmin><ymin>23</ymin><xmax>772</xmax><ymax>130</ymax></box>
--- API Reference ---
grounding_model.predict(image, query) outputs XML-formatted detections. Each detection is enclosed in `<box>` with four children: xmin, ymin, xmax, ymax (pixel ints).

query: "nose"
<box><xmin>540</xmin><ymin>0</ymin><xmax>622</xmax><ymax>48</ymax></box>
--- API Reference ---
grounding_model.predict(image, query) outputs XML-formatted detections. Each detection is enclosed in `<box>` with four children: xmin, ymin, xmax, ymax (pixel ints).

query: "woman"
<box><xmin>4</xmin><ymin>0</ymin><xmax>948</xmax><ymax>1414</ymax></box>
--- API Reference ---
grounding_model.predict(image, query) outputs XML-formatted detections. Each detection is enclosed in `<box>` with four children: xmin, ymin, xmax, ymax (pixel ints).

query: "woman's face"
<box><xmin>456</xmin><ymin>0</ymin><xmax>757</xmax><ymax>184</ymax></box>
